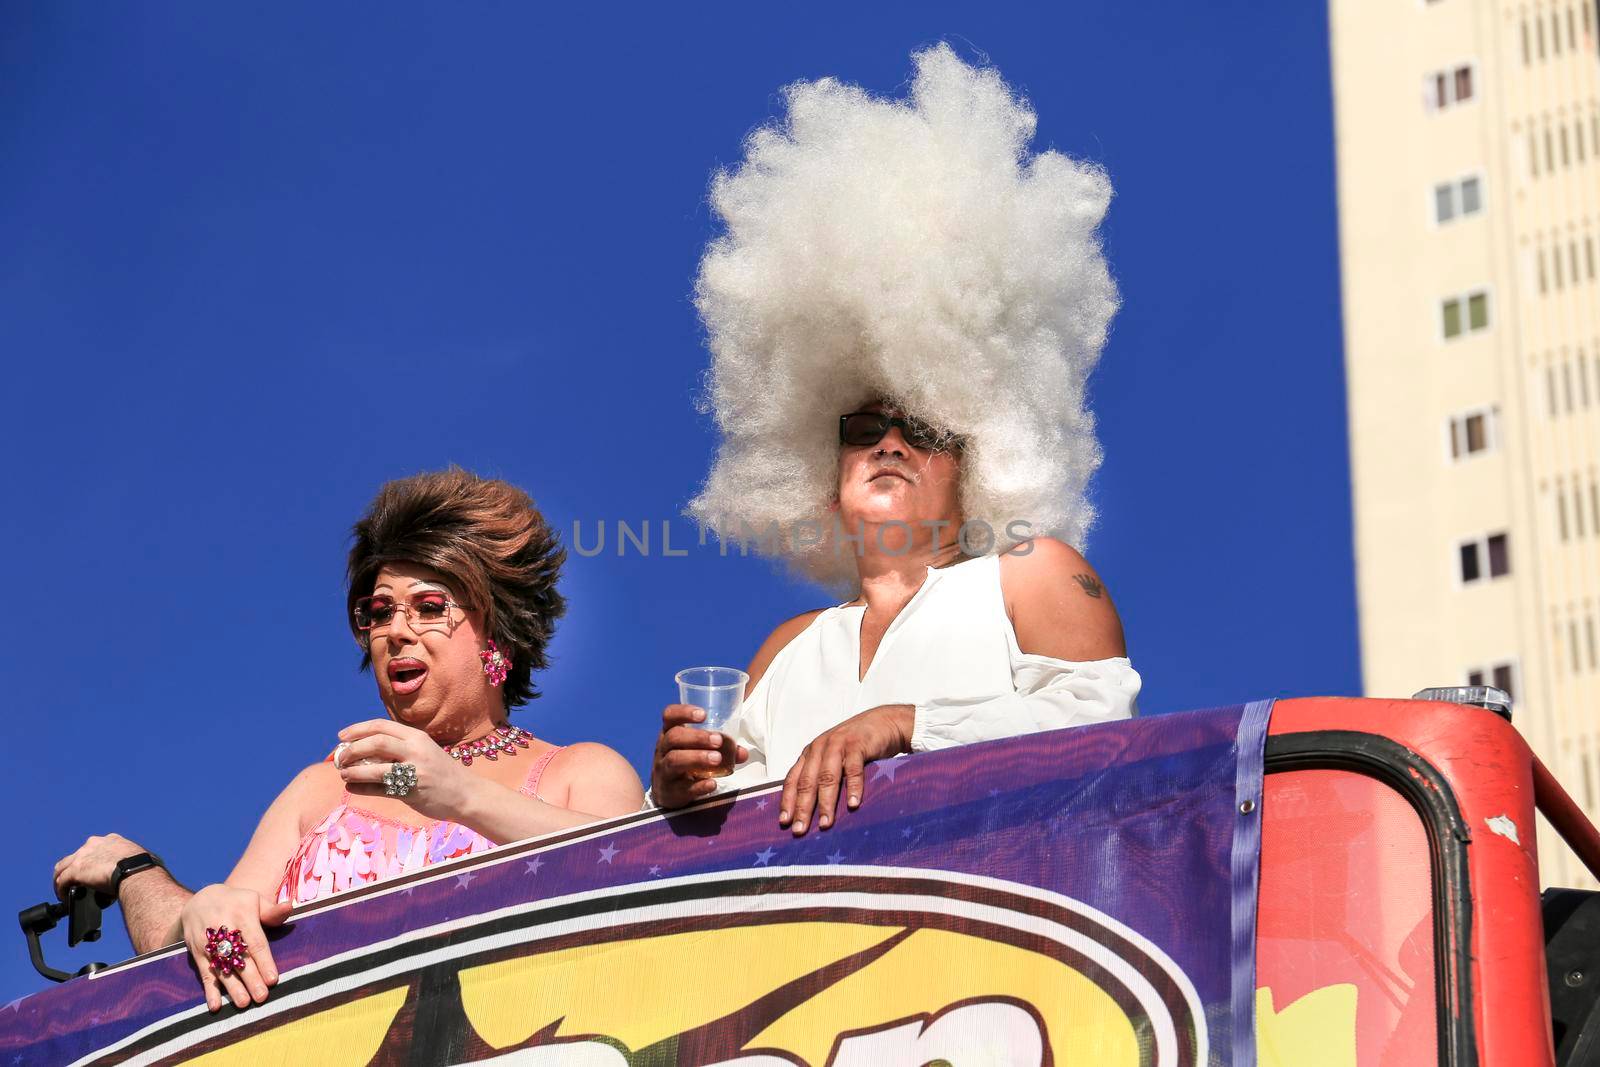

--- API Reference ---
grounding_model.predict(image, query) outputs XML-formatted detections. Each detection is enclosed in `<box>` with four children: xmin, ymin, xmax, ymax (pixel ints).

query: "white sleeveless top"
<box><xmin>716</xmin><ymin>552</ymin><xmax>1141</xmax><ymax>791</ymax></box>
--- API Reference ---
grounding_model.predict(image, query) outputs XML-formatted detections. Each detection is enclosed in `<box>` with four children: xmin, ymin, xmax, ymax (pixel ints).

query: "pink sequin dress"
<box><xmin>277</xmin><ymin>746</ymin><xmax>562</xmax><ymax>905</ymax></box>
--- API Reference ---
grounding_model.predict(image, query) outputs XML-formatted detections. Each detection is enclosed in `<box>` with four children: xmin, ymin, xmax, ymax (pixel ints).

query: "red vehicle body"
<box><xmin>1259</xmin><ymin>697</ymin><xmax>1600</xmax><ymax>1066</ymax></box>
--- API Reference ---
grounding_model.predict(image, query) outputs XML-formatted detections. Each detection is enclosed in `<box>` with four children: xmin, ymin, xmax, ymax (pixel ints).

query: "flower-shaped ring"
<box><xmin>383</xmin><ymin>762</ymin><xmax>418</xmax><ymax>798</ymax></box>
<box><xmin>204</xmin><ymin>925</ymin><xmax>248</xmax><ymax>977</ymax></box>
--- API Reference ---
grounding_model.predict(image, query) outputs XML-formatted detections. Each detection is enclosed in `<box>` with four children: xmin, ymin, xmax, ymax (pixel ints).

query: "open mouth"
<box><xmin>387</xmin><ymin>659</ymin><xmax>428</xmax><ymax>696</ymax></box>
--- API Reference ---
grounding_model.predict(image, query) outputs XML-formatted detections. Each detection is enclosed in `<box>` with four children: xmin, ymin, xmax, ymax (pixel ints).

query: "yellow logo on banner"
<box><xmin>456</xmin><ymin>921</ymin><xmax>1136</xmax><ymax>1063</ymax></box>
<box><xmin>111</xmin><ymin>869</ymin><xmax>1218</xmax><ymax>1066</ymax></box>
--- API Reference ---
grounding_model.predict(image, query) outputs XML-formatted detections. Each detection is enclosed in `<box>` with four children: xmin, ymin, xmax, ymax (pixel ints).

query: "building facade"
<box><xmin>1330</xmin><ymin>0</ymin><xmax>1600</xmax><ymax>888</ymax></box>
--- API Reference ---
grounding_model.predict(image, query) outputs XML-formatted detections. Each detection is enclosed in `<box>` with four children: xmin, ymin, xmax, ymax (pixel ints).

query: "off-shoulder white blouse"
<box><xmin>710</xmin><ymin>551</ymin><xmax>1141</xmax><ymax>792</ymax></box>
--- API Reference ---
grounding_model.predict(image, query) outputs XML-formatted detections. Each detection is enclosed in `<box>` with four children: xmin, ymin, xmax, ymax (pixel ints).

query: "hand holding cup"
<box><xmin>650</xmin><ymin>667</ymin><xmax>749</xmax><ymax>809</ymax></box>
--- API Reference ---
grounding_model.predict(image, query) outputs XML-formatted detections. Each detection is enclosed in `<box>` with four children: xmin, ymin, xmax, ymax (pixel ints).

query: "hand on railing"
<box><xmin>178</xmin><ymin>885</ymin><xmax>290</xmax><ymax>1012</ymax></box>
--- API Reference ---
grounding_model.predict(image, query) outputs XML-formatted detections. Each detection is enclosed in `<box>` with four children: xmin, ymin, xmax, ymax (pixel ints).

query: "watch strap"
<box><xmin>109</xmin><ymin>851</ymin><xmax>165</xmax><ymax>898</ymax></box>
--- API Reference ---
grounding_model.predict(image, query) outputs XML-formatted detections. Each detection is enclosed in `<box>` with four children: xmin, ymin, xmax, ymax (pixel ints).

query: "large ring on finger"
<box><xmin>204</xmin><ymin>925</ymin><xmax>248</xmax><ymax>977</ymax></box>
<box><xmin>383</xmin><ymin>762</ymin><xmax>418</xmax><ymax>797</ymax></box>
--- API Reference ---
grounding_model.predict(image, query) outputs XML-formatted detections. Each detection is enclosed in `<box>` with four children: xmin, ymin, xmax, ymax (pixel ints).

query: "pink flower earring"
<box><xmin>479</xmin><ymin>640</ymin><xmax>511</xmax><ymax>687</ymax></box>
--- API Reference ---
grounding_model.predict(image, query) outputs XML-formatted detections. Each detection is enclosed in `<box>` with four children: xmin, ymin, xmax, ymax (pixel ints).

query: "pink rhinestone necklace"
<box><xmin>445</xmin><ymin>723</ymin><xmax>532</xmax><ymax>767</ymax></box>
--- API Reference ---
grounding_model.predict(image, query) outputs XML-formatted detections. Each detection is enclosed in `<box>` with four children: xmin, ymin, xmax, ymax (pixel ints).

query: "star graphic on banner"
<box><xmin>900</xmin><ymin>826</ymin><xmax>914</xmax><ymax>839</ymax></box>
<box><xmin>755</xmin><ymin>797</ymin><xmax>770</xmax><ymax>811</ymax></box>
<box><xmin>525</xmin><ymin>857</ymin><xmax>545</xmax><ymax>875</ymax></box>
<box><xmin>455</xmin><ymin>872</ymin><xmax>477</xmax><ymax>889</ymax></box>
<box><xmin>401</xmin><ymin>886</ymin><xmax>416</xmax><ymax>896</ymax></box>
<box><xmin>754</xmin><ymin>847</ymin><xmax>776</xmax><ymax>866</ymax></box>
<box><xmin>598</xmin><ymin>842</ymin><xmax>620</xmax><ymax>864</ymax></box>
<box><xmin>871</xmin><ymin>760</ymin><xmax>900</xmax><ymax>783</ymax></box>
<box><xmin>648</xmin><ymin>865</ymin><xmax>662</xmax><ymax>876</ymax></box>
<box><xmin>988</xmin><ymin>788</ymin><xmax>1001</xmax><ymax>798</ymax></box>
<box><xmin>826</xmin><ymin>850</ymin><xmax>845</xmax><ymax>865</ymax></box>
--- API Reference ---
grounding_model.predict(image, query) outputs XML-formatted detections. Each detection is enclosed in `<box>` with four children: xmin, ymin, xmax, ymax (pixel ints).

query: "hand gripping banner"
<box><xmin>1</xmin><ymin>701</ymin><xmax>1274</xmax><ymax>1066</ymax></box>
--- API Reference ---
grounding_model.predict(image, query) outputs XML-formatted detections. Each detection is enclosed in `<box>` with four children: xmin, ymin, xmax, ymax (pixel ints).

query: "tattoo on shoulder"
<box><xmin>1071</xmin><ymin>574</ymin><xmax>1105</xmax><ymax>599</ymax></box>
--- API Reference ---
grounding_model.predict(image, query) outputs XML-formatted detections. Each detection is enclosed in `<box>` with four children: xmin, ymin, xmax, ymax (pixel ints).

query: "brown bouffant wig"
<box><xmin>346</xmin><ymin>468</ymin><xmax>567</xmax><ymax>708</ymax></box>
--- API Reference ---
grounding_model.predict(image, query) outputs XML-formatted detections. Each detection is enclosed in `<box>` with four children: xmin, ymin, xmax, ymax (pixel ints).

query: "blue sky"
<box><xmin>0</xmin><ymin>3</ymin><xmax>1353</xmax><ymax>1002</ymax></box>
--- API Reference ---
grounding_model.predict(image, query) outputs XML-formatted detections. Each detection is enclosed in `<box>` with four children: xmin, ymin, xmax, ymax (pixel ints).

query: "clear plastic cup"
<box><xmin>676</xmin><ymin>666</ymin><xmax>749</xmax><ymax>779</ymax></box>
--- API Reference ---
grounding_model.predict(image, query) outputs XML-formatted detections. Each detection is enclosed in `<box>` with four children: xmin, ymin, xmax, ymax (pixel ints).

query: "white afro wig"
<box><xmin>689</xmin><ymin>44</ymin><xmax>1119</xmax><ymax>591</ymax></box>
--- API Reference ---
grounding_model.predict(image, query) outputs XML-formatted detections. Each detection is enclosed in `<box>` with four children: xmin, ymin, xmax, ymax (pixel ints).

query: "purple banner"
<box><xmin>1</xmin><ymin>701</ymin><xmax>1272</xmax><ymax>1066</ymax></box>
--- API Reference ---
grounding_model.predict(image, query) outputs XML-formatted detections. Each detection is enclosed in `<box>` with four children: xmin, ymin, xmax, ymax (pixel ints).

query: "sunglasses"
<box><xmin>353</xmin><ymin>592</ymin><xmax>462</xmax><ymax>632</ymax></box>
<box><xmin>839</xmin><ymin>411</ymin><xmax>959</xmax><ymax>453</ymax></box>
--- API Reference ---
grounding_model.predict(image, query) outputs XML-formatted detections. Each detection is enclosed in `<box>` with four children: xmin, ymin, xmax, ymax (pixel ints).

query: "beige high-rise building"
<box><xmin>1331</xmin><ymin>0</ymin><xmax>1600</xmax><ymax>889</ymax></box>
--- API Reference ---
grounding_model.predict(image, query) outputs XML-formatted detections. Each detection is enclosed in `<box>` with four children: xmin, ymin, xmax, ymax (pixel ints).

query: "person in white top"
<box><xmin>650</xmin><ymin>46</ymin><xmax>1139</xmax><ymax>830</ymax></box>
<box><xmin>650</xmin><ymin>402</ymin><xmax>1140</xmax><ymax>832</ymax></box>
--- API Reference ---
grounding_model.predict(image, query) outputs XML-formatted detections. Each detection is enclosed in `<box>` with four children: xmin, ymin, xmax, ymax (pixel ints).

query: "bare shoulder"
<box><xmin>745</xmin><ymin>607</ymin><xmax>830</xmax><ymax>692</ymax></box>
<box><xmin>225</xmin><ymin>761</ymin><xmax>344</xmax><ymax>891</ymax></box>
<box><xmin>998</xmin><ymin>538</ymin><xmax>1126</xmax><ymax>661</ymax></box>
<box><xmin>1001</xmin><ymin>535</ymin><xmax>1095</xmax><ymax>578</ymax></box>
<box><xmin>284</xmin><ymin>760</ymin><xmax>344</xmax><ymax>806</ymax></box>
<box><xmin>544</xmin><ymin>742</ymin><xmax>645</xmax><ymax>816</ymax></box>
<box><xmin>546</xmin><ymin>741</ymin><xmax>638</xmax><ymax>781</ymax></box>
<box><xmin>276</xmin><ymin>760</ymin><xmax>345</xmax><ymax>825</ymax></box>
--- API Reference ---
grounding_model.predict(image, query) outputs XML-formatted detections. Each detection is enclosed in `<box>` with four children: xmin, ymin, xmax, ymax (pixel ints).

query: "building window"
<box><xmin>1487</xmin><ymin>531</ymin><xmax>1509</xmax><ymax>575</ymax></box>
<box><xmin>1448</xmin><ymin>407</ymin><xmax>1497</xmax><ymax>459</ymax></box>
<box><xmin>1468</xmin><ymin>291</ymin><xmax>1489</xmax><ymax>330</ymax></box>
<box><xmin>1459</xmin><ymin>531</ymin><xmax>1511</xmax><ymax>584</ymax></box>
<box><xmin>1433</xmin><ymin>175</ymin><xmax>1484</xmax><ymax>224</ymax></box>
<box><xmin>1442</xmin><ymin>290</ymin><xmax>1491</xmax><ymax>338</ymax></box>
<box><xmin>1466</xmin><ymin>660</ymin><xmax>1519</xmax><ymax>701</ymax></box>
<box><xmin>1426</xmin><ymin>64</ymin><xmax>1476</xmax><ymax>110</ymax></box>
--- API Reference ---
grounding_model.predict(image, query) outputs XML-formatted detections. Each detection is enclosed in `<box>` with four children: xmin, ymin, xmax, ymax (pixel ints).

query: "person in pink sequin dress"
<box><xmin>50</xmin><ymin>469</ymin><xmax>645</xmax><ymax>1014</ymax></box>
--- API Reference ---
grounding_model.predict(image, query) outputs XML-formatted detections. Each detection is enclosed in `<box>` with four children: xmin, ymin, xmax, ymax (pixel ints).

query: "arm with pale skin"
<box><xmin>166</xmin><ymin>762</ymin><xmax>339</xmax><ymax>1011</ymax></box>
<box><xmin>173</xmin><ymin>736</ymin><xmax>640</xmax><ymax>1014</ymax></box>
<box><xmin>779</xmin><ymin>538</ymin><xmax>1134</xmax><ymax>834</ymax></box>
<box><xmin>334</xmin><ymin>722</ymin><xmax>645</xmax><ymax>841</ymax></box>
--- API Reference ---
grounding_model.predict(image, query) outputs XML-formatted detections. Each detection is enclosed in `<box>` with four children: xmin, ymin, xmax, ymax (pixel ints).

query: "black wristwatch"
<box><xmin>109</xmin><ymin>852</ymin><xmax>165</xmax><ymax>899</ymax></box>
